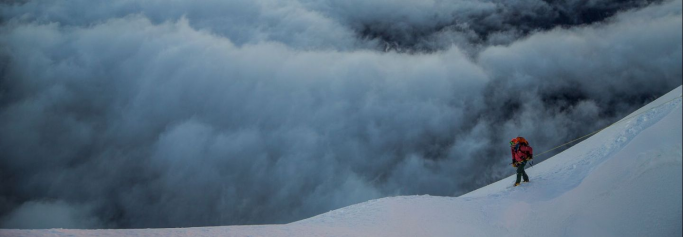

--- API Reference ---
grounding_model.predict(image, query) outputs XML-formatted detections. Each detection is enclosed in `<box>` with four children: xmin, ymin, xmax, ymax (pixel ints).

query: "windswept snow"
<box><xmin>3</xmin><ymin>86</ymin><xmax>681</xmax><ymax>236</ymax></box>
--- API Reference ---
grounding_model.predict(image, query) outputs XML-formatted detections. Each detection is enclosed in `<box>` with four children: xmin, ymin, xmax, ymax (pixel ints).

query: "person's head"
<box><xmin>510</xmin><ymin>138</ymin><xmax>518</xmax><ymax>147</ymax></box>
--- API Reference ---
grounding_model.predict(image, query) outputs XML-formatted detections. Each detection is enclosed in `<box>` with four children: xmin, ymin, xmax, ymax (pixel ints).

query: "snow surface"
<box><xmin>3</xmin><ymin>86</ymin><xmax>681</xmax><ymax>236</ymax></box>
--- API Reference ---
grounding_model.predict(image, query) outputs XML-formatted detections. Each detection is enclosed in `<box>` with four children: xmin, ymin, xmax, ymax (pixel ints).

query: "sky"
<box><xmin>0</xmin><ymin>0</ymin><xmax>681</xmax><ymax>229</ymax></box>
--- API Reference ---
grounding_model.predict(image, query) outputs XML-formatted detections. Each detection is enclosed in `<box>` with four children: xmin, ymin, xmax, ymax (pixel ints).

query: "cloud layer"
<box><xmin>1</xmin><ymin>0</ymin><xmax>681</xmax><ymax>228</ymax></box>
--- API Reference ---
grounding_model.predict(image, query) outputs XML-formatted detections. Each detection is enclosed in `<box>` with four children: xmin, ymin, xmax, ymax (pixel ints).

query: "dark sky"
<box><xmin>0</xmin><ymin>0</ymin><xmax>681</xmax><ymax>229</ymax></box>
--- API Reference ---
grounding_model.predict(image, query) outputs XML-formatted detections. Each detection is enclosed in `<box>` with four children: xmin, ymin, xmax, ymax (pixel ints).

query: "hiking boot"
<box><xmin>514</xmin><ymin>183</ymin><xmax>520</xmax><ymax>187</ymax></box>
<box><xmin>523</xmin><ymin>180</ymin><xmax>529</xmax><ymax>183</ymax></box>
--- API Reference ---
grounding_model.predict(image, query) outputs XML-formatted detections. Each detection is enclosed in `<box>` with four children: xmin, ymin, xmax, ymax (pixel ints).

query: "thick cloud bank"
<box><xmin>0</xmin><ymin>0</ymin><xmax>681</xmax><ymax>228</ymax></box>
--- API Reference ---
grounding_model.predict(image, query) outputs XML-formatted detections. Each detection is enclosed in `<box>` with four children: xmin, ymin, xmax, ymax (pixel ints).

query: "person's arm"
<box><xmin>511</xmin><ymin>148</ymin><xmax>517</xmax><ymax>165</ymax></box>
<box><xmin>511</xmin><ymin>148</ymin><xmax>515</xmax><ymax>163</ymax></box>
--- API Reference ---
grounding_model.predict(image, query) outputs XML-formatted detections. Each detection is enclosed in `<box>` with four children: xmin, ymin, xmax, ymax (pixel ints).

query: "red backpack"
<box><xmin>512</xmin><ymin>137</ymin><xmax>533</xmax><ymax>160</ymax></box>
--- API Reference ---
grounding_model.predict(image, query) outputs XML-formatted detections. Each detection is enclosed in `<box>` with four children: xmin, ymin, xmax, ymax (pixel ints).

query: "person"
<box><xmin>510</xmin><ymin>137</ymin><xmax>533</xmax><ymax>187</ymax></box>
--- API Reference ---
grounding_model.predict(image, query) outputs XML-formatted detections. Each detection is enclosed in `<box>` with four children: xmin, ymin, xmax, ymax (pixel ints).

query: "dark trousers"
<box><xmin>516</xmin><ymin>161</ymin><xmax>529</xmax><ymax>184</ymax></box>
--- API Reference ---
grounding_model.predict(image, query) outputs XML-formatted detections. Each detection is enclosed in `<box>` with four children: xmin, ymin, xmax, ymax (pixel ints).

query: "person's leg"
<box><xmin>520</xmin><ymin>161</ymin><xmax>529</xmax><ymax>182</ymax></box>
<box><xmin>515</xmin><ymin>161</ymin><xmax>526</xmax><ymax>184</ymax></box>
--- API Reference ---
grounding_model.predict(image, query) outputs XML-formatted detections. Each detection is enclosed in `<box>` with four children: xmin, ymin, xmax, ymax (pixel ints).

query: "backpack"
<box><xmin>515</xmin><ymin>136</ymin><xmax>529</xmax><ymax>146</ymax></box>
<box><xmin>513</xmin><ymin>137</ymin><xmax>532</xmax><ymax>160</ymax></box>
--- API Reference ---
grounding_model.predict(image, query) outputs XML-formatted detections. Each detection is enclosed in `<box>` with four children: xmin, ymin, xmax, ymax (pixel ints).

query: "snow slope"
<box><xmin>3</xmin><ymin>86</ymin><xmax>681</xmax><ymax>236</ymax></box>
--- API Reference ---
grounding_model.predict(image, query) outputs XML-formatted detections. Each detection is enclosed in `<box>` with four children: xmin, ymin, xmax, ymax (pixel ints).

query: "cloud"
<box><xmin>0</xmin><ymin>201</ymin><xmax>102</xmax><ymax>229</ymax></box>
<box><xmin>0</xmin><ymin>0</ymin><xmax>680</xmax><ymax>228</ymax></box>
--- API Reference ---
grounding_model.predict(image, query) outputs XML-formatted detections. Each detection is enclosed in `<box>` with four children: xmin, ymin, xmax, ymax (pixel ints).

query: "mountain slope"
<box><xmin>3</xmin><ymin>86</ymin><xmax>681</xmax><ymax>236</ymax></box>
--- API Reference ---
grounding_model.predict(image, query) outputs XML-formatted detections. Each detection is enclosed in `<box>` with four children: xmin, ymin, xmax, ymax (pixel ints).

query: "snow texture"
<box><xmin>2</xmin><ymin>86</ymin><xmax>681</xmax><ymax>236</ymax></box>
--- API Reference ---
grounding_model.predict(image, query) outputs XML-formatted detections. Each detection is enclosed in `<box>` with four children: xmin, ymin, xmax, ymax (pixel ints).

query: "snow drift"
<box><xmin>3</xmin><ymin>86</ymin><xmax>680</xmax><ymax>236</ymax></box>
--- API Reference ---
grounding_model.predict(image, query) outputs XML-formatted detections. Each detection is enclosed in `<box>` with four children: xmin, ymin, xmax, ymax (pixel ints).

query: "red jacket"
<box><xmin>511</xmin><ymin>145</ymin><xmax>533</xmax><ymax>163</ymax></box>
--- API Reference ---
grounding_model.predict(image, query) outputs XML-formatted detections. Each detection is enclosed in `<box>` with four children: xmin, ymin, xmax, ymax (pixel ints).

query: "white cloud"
<box><xmin>0</xmin><ymin>0</ymin><xmax>680</xmax><ymax>228</ymax></box>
